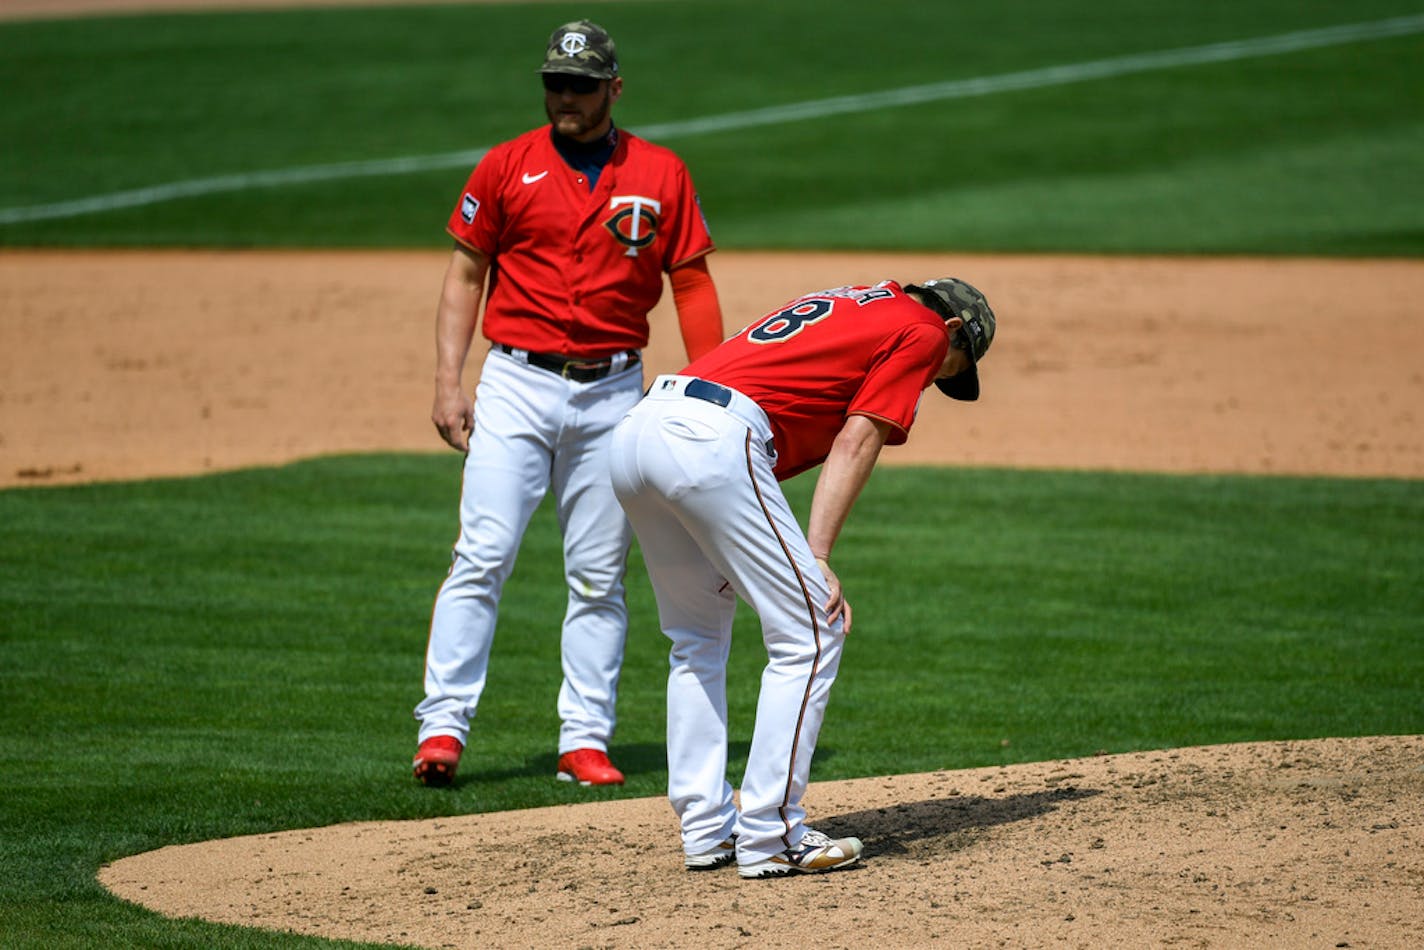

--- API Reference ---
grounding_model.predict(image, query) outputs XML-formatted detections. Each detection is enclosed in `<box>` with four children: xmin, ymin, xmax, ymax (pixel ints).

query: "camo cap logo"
<box><xmin>541</xmin><ymin>19</ymin><xmax>618</xmax><ymax>79</ymax></box>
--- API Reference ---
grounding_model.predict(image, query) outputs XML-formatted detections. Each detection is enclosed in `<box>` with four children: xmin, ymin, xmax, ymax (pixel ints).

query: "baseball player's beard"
<box><xmin>545</xmin><ymin>90</ymin><xmax>613</xmax><ymax>142</ymax></box>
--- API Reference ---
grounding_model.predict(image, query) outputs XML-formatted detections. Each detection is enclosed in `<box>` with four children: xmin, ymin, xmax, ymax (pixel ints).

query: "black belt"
<box><xmin>682</xmin><ymin>379</ymin><xmax>775</xmax><ymax>456</ymax></box>
<box><xmin>499</xmin><ymin>345</ymin><xmax>639</xmax><ymax>382</ymax></box>
<box><xmin>684</xmin><ymin>378</ymin><xmax>732</xmax><ymax>407</ymax></box>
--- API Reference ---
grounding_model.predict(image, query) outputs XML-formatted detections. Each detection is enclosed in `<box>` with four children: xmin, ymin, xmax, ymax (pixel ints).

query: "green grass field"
<box><xmin>3</xmin><ymin>459</ymin><xmax>1421</xmax><ymax>947</ymax></box>
<box><xmin>1</xmin><ymin>0</ymin><xmax>1421</xmax><ymax>252</ymax></box>
<box><xmin>2</xmin><ymin>0</ymin><xmax>1422</xmax><ymax>946</ymax></box>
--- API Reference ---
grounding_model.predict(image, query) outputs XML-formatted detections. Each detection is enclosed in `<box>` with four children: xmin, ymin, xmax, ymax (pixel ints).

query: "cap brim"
<box><xmin>539</xmin><ymin>63</ymin><xmax>615</xmax><ymax>78</ymax></box>
<box><xmin>934</xmin><ymin>366</ymin><xmax>980</xmax><ymax>401</ymax></box>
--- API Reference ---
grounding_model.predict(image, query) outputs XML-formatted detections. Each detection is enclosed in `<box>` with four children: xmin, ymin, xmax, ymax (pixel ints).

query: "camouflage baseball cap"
<box><xmin>904</xmin><ymin>278</ymin><xmax>997</xmax><ymax>401</ymax></box>
<box><xmin>540</xmin><ymin>19</ymin><xmax>618</xmax><ymax>79</ymax></box>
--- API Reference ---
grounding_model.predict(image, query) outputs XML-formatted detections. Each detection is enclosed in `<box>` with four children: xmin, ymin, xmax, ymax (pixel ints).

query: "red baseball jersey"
<box><xmin>447</xmin><ymin>127</ymin><xmax>714</xmax><ymax>358</ymax></box>
<box><xmin>685</xmin><ymin>282</ymin><xmax>950</xmax><ymax>480</ymax></box>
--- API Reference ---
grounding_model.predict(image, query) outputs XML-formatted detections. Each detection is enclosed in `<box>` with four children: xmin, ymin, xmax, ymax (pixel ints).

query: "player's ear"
<box><xmin>608</xmin><ymin>77</ymin><xmax>624</xmax><ymax>103</ymax></box>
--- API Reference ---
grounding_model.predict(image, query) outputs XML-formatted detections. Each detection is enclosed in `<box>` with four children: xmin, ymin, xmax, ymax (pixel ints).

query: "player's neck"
<box><xmin>552</xmin><ymin>123</ymin><xmax>618</xmax><ymax>152</ymax></box>
<box><xmin>550</xmin><ymin>124</ymin><xmax>618</xmax><ymax>191</ymax></box>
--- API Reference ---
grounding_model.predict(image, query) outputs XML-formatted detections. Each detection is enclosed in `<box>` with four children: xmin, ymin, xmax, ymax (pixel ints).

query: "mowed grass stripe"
<box><xmin>2</xmin><ymin>12</ymin><xmax>1419</xmax><ymax>225</ymax></box>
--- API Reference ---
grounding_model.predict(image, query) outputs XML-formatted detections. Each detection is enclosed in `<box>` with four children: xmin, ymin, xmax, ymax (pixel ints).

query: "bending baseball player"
<box><xmin>609</xmin><ymin>277</ymin><xmax>996</xmax><ymax>877</ymax></box>
<box><xmin>413</xmin><ymin>19</ymin><xmax>724</xmax><ymax>788</ymax></box>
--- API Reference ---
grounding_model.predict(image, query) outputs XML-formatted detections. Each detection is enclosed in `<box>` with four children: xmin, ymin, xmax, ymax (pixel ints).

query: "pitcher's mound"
<box><xmin>100</xmin><ymin>735</ymin><xmax>1422</xmax><ymax>948</ymax></box>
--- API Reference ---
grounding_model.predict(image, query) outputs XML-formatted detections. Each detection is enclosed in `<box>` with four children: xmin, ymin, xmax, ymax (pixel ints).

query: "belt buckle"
<box><xmin>563</xmin><ymin>359</ymin><xmax>602</xmax><ymax>380</ymax></box>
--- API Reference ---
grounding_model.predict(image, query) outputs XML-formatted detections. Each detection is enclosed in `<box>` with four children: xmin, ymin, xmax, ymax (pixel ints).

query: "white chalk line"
<box><xmin>2</xmin><ymin>13</ymin><xmax>1421</xmax><ymax>225</ymax></box>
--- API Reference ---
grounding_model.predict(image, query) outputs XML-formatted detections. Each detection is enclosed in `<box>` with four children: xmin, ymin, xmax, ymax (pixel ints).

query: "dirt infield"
<box><xmin>4</xmin><ymin>250</ymin><xmax>1423</xmax><ymax>489</ymax></box>
<box><xmin>3</xmin><ymin>248</ymin><xmax>1420</xmax><ymax>946</ymax></box>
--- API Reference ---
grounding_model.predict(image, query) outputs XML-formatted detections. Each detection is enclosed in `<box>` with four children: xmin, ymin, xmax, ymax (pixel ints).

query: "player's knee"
<box><xmin>567</xmin><ymin>568</ymin><xmax>625</xmax><ymax>603</ymax></box>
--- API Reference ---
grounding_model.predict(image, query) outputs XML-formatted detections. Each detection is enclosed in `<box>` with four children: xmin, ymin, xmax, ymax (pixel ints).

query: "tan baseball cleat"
<box><xmin>685</xmin><ymin>835</ymin><xmax>738</xmax><ymax>870</ymax></box>
<box><xmin>738</xmin><ymin>828</ymin><xmax>863</xmax><ymax>878</ymax></box>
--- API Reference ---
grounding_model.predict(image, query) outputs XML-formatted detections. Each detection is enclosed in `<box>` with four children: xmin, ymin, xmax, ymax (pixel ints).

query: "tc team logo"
<box><xmin>560</xmin><ymin>32</ymin><xmax>589</xmax><ymax>56</ymax></box>
<box><xmin>604</xmin><ymin>195</ymin><xmax>661</xmax><ymax>257</ymax></box>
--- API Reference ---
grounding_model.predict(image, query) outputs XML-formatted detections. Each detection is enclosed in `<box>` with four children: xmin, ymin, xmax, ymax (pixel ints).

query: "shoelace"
<box><xmin>789</xmin><ymin>829</ymin><xmax>834</xmax><ymax>859</ymax></box>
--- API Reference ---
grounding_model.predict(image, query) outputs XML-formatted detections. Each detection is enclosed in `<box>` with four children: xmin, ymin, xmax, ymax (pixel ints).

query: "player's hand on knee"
<box><xmin>816</xmin><ymin>557</ymin><xmax>851</xmax><ymax>634</ymax></box>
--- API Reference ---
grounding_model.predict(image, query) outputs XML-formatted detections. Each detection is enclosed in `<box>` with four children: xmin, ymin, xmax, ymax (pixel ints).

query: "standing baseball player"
<box><xmin>413</xmin><ymin>19</ymin><xmax>725</xmax><ymax>788</ymax></box>
<box><xmin>609</xmin><ymin>277</ymin><xmax>996</xmax><ymax>876</ymax></box>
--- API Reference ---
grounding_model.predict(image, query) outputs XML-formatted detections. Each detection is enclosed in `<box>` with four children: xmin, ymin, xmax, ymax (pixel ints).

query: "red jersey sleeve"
<box><xmin>446</xmin><ymin>146</ymin><xmax>507</xmax><ymax>256</ymax></box>
<box><xmin>660</xmin><ymin>160</ymin><xmax>715</xmax><ymax>270</ymax></box>
<box><xmin>848</xmin><ymin>322</ymin><xmax>951</xmax><ymax>445</ymax></box>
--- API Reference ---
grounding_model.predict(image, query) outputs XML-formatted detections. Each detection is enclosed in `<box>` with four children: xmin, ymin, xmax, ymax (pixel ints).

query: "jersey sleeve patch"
<box><xmin>460</xmin><ymin>193</ymin><xmax>479</xmax><ymax>225</ymax></box>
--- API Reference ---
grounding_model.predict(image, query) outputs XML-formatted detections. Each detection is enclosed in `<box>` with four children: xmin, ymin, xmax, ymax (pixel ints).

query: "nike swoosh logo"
<box><xmin>521</xmin><ymin>171</ymin><xmax>548</xmax><ymax>184</ymax></box>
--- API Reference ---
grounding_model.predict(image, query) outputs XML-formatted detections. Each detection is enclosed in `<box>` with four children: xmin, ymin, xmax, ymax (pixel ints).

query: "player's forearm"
<box><xmin>805</xmin><ymin>416</ymin><xmax>890</xmax><ymax>560</ymax></box>
<box><xmin>669</xmin><ymin>258</ymin><xmax>724</xmax><ymax>361</ymax></box>
<box><xmin>434</xmin><ymin>249</ymin><xmax>488</xmax><ymax>391</ymax></box>
<box><xmin>434</xmin><ymin>300</ymin><xmax>479</xmax><ymax>390</ymax></box>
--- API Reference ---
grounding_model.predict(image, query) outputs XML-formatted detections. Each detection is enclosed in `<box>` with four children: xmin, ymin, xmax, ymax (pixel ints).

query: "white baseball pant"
<box><xmin>416</xmin><ymin>346</ymin><xmax>642</xmax><ymax>755</ymax></box>
<box><xmin>609</xmin><ymin>374</ymin><xmax>847</xmax><ymax>864</ymax></box>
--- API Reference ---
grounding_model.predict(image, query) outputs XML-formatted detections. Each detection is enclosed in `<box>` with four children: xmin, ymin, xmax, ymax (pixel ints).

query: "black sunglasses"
<box><xmin>542</xmin><ymin>74</ymin><xmax>602</xmax><ymax>95</ymax></box>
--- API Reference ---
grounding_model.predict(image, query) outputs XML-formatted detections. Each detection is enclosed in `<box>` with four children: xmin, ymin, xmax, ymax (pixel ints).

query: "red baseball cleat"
<box><xmin>555</xmin><ymin>748</ymin><xmax>625</xmax><ymax>786</ymax></box>
<box><xmin>413</xmin><ymin>735</ymin><xmax>463</xmax><ymax>787</ymax></box>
